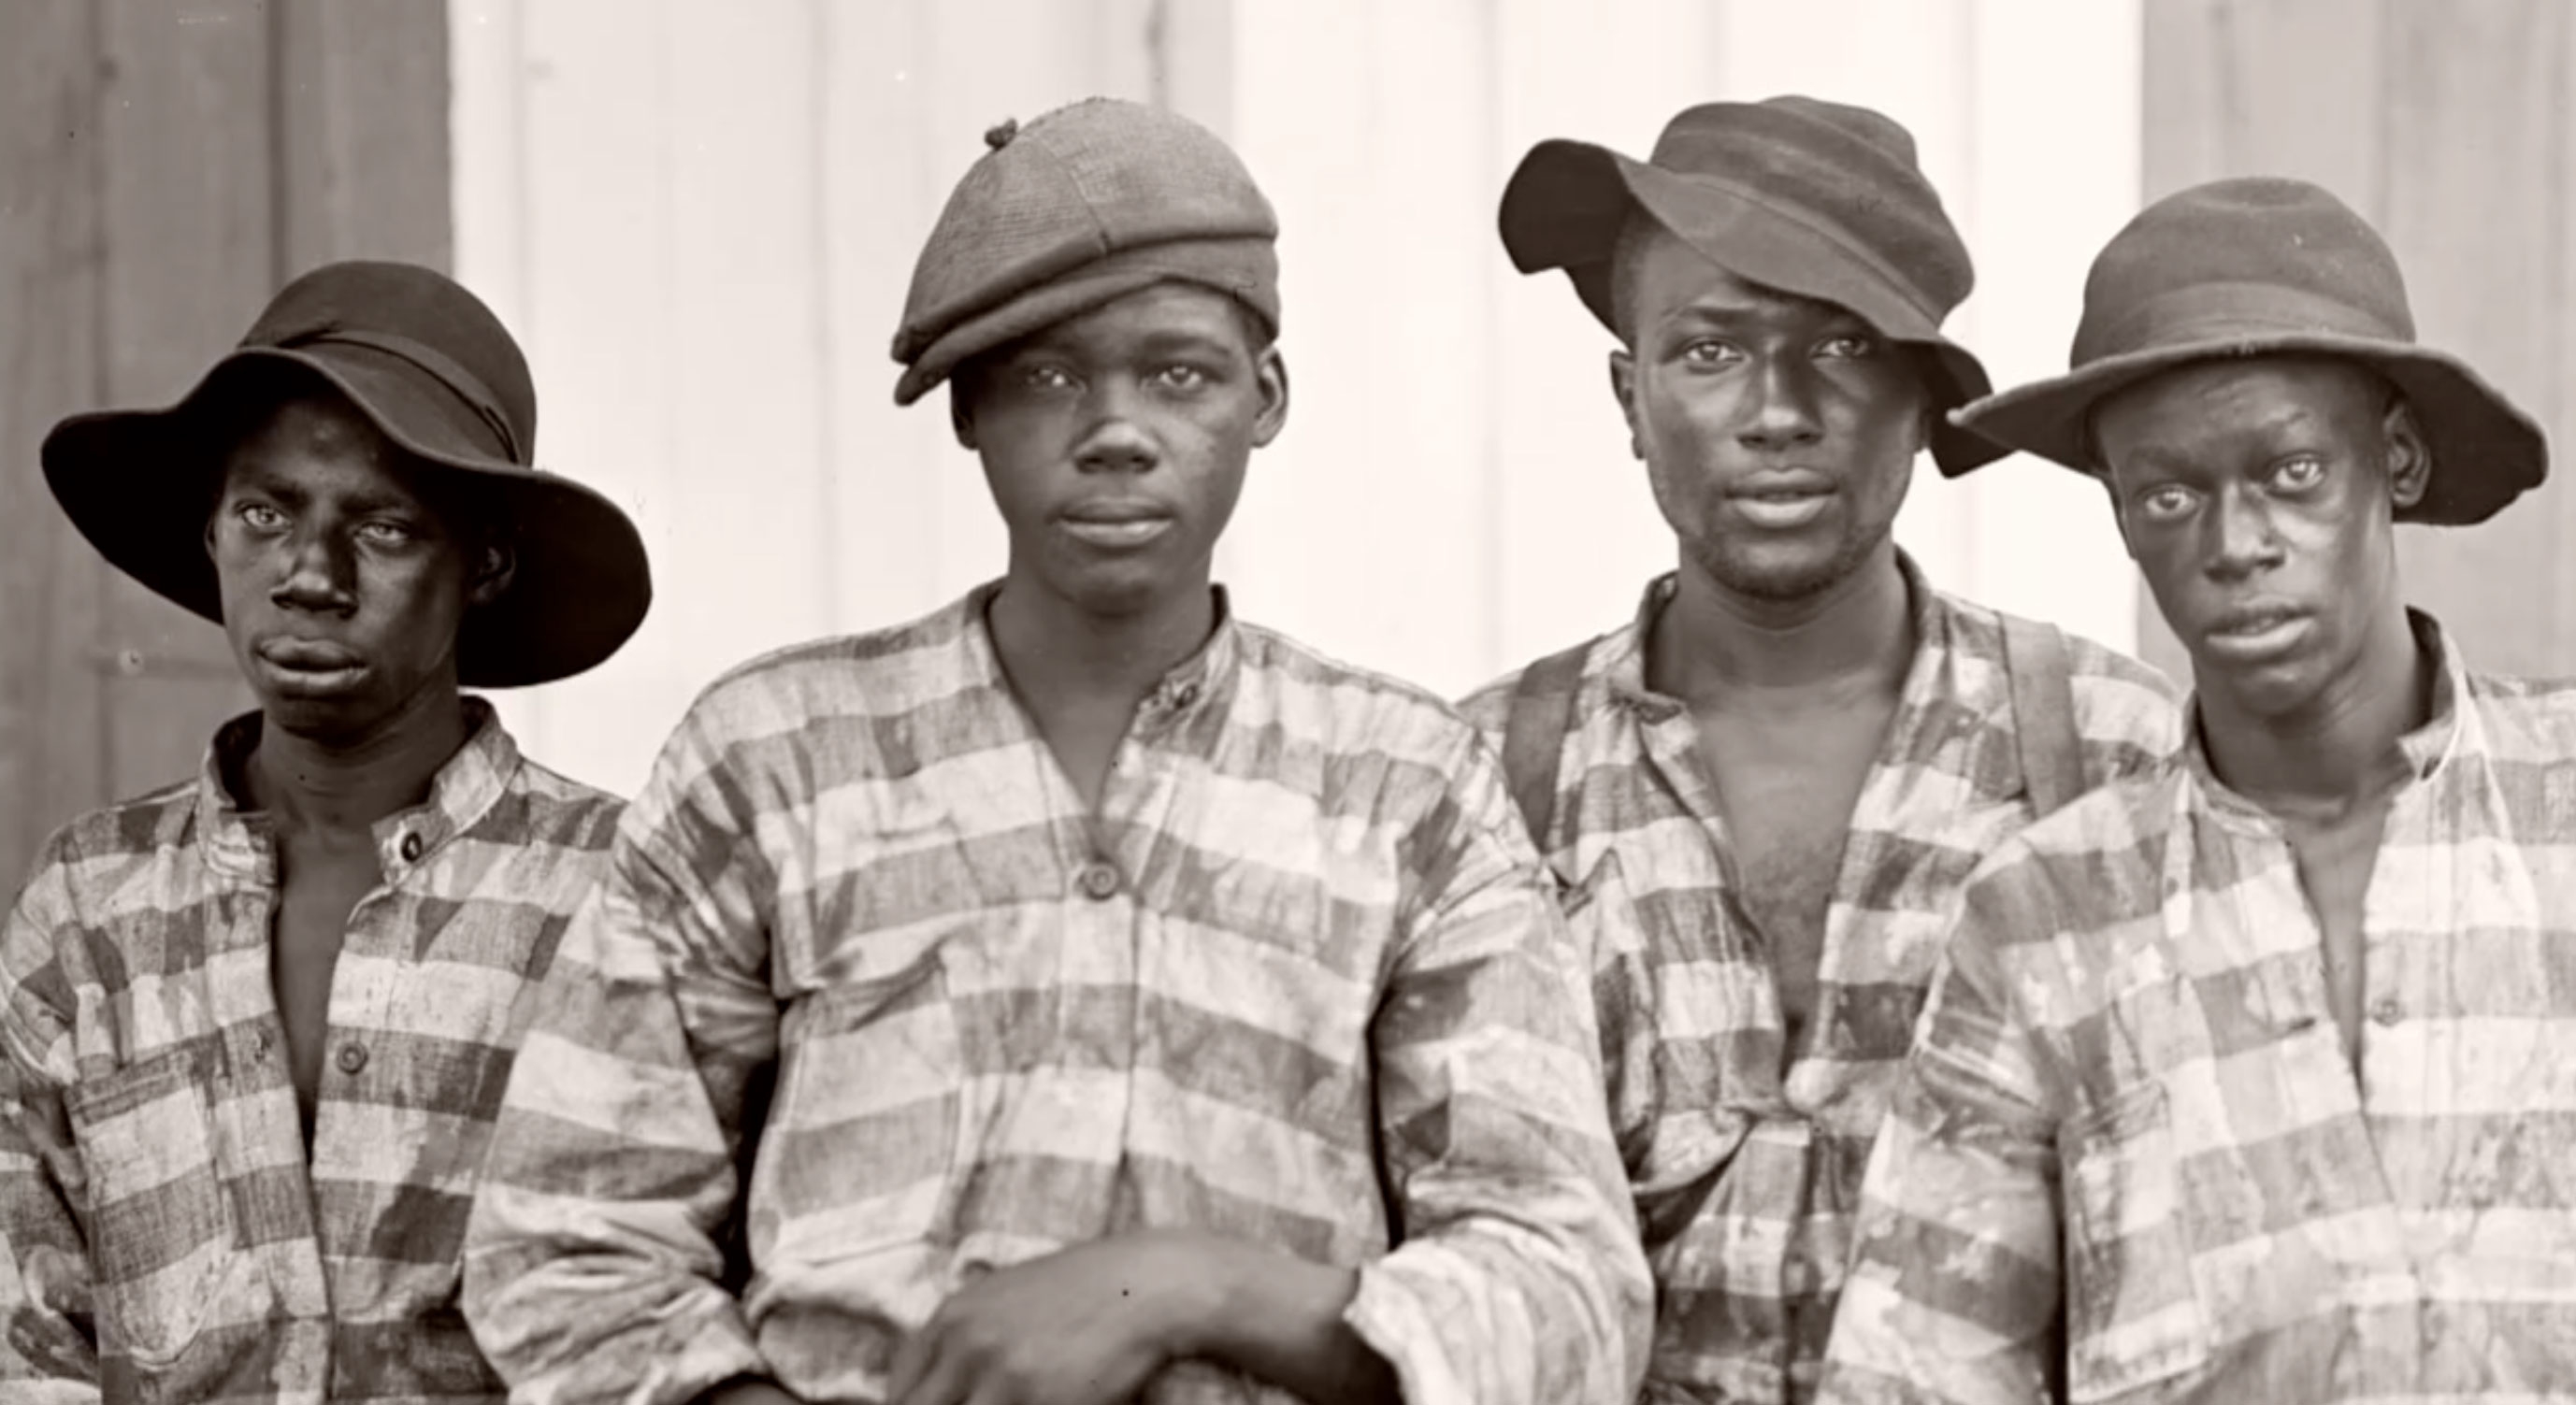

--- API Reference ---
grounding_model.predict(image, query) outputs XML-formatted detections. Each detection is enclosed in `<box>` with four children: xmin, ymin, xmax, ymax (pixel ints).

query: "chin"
<box><xmin>254</xmin><ymin>693</ymin><xmax>391</xmax><ymax>747</ymax></box>
<box><xmin>2195</xmin><ymin>656</ymin><xmax>2333</xmax><ymax>724</ymax></box>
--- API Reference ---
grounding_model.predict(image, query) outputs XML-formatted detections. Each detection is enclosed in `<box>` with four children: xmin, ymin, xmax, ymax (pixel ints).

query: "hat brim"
<box><xmin>41</xmin><ymin>346</ymin><xmax>654</xmax><ymax>688</ymax></box>
<box><xmin>1498</xmin><ymin>137</ymin><xmax>2007</xmax><ymax>476</ymax></box>
<box><xmin>1950</xmin><ymin>335</ymin><xmax>2548</xmax><ymax>526</ymax></box>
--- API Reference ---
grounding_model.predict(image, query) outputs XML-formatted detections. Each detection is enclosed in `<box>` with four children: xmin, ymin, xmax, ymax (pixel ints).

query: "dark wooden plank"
<box><xmin>94</xmin><ymin>0</ymin><xmax>272</xmax><ymax>798</ymax></box>
<box><xmin>2380</xmin><ymin>0</ymin><xmax>2571</xmax><ymax>678</ymax></box>
<box><xmin>275</xmin><ymin>0</ymin><xmax>453</xmax><ymax>276</ymax></box>
<box><xmin>0</xmin><ymin>2</ymin><xmax>109</xmax><ymax>887</ymax></box>
<box><xmin>2135</xmin><ymin>0</ymin><xmax>2390</xmax><ymax>682</ymax></box>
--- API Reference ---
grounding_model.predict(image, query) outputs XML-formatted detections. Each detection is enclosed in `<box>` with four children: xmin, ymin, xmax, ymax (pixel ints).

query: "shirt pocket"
<box><xmin>750</xmin><ymin>953</ymin><xmax>965</xmax><ymax>1266</ymax></box>
<box><xmin>2058</xmin><ymin>1079</ymin><xmax>2212</xmax><ymax>1403</ymax></box>
<box><xmin>62</xmin><ymin>1047</ymin><xmax>240</xmax><ymax>1369</ymax></box>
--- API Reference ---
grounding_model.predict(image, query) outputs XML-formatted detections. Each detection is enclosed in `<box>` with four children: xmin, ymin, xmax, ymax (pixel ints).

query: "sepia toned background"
<box><xmin>5</xmin><ymin>0</ymin><xmax>2573</xmax><ymax>884</ymax></box>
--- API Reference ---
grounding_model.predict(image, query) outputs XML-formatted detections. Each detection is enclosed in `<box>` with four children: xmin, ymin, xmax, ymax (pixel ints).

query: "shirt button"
<box><xmin>2371</xmin><ymin>997</ymin><xmax>2403</xmax><ymax>1026</ymax></box>
<box><xmin>1076</xmin><ymin>861</ymin><xmax>1122</xmax><ymax>901</ymax></box>
<box><xmin>1172</xmin><ymin>682</ymin><xmax>1200</xmax><ymax>708</ymax></box>
<box><xmin>336</xmin><ymin>1041</ymin><xmax>369</xmax><ymax>1075</ymax></box>
<box><xmin>398</xmin><ymin>832</ymin><xmax>424</xmax><ymax>863</ymax></box>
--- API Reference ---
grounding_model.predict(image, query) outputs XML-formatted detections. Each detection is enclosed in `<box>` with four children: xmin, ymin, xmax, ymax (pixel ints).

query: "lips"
<box><xmin>257</xmin><ymin>638</ymin><xmax>365</xmax><ymax>671</ymax></box>
<box><xmin>1727</xmin><ymin>469</ymin><xmax>1837</xmax><ymax>530</ymax></box>
<box><xmin>1058</xmin><ymin>500</ymin><xmax>1174</xmax><ymax>549</ymax></box>
<box><xmin>2200</xmin><ymin>602</ymin><xmax>2314</xmax><ymax>662</ymax></box>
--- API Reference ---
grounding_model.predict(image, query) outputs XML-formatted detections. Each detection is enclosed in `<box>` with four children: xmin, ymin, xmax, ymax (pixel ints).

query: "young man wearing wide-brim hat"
<box><xmin>1822</xmin><ymin>177</ymin><xmax>2576</xmax><ymax>1404</ymax></box>
<box><xmin>460</xmin><ymin>97</ymin><xmax>1650</xmax><ymax>1405</ymax></box>
<box><xmin>1456</xmin><ymin>96</ymin><xmax>2181</xmax><ymax>1405</ymax></box>
<box><xmin>0</xmin><ymin>260</ymin><xmax>652</xmax><ymax>1401</ymax></box>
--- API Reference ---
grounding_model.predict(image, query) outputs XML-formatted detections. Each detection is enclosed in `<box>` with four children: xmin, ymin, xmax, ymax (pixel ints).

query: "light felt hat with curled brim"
<box><xmin>1950</xmin><ymin>176</ymin><xmax>2546</xmax><ymax>526</ymax></box>
<box><xmin>40</xmin><ymin>260</ymin><xmax>653</xmax><ymax>687</ymax></box>
<box><xmin>1499</xmin><ymin>94</ymin><xmax>2008</xmax><ymax>476</ymax></box>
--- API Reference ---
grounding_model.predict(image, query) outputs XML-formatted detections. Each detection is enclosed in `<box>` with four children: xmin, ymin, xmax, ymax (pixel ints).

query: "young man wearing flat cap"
<box><xmin>1459</xmin><ymin>97</ymin><xmax>2182</xmax><ymax>1405</ymax></box>
<box><xmin>0</xmin><ymin>261</ymin><xmax>654</xmax><ymax>1402</ymax></box>
<box><xmin>1820</xmin><ymin>177</ymin><xmax>2576</xmax><ymax>1404</ymax></box>
<box><xmin>460</xmin><ymin>96</ymin><xmax>1651</xmax><ymax>1405</ymax></box>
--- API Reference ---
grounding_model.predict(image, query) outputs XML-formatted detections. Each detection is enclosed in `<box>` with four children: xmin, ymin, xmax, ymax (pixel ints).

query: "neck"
<box><xmin>2198</xmin><ymin>605</ymin><xmax>2428</xmax><ymax>818</ymax></box>
<box><xmin>242</xmin><ymin>690</ymin><xmax>472</xmax><ymax>838</ymax></box>
<box><xmin>1648</xmin><ymin>540</ymin><xmax>1915</xmax><ymax>707</ymax></box>
<box><xmin>986</xmin><ymin>574</ymin><xmax>1218</xmax><ymax>718</ymax></box>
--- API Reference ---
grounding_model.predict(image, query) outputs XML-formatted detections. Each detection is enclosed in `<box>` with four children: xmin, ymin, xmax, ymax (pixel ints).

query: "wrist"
<box><xmin>1150</xmin><ymin>1229</ymin><xmax>1245</xmax><ymax>1361</ymax></box>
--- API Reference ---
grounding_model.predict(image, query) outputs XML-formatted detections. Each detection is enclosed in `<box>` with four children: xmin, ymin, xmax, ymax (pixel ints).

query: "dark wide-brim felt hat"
<box><xmin>1951</xmin><ymin>176</ymin><xmax>2546</xmax><ymax>526</ymax></box>
<box><xmin>41</xmin><ymin>260</ymin><xmax>653</xmax><ymax>687</ymax></box>
<box><xmin>1500</xmin><ymin>94</ymin><xmax>2007</xmax><ymax>476</ymax></box>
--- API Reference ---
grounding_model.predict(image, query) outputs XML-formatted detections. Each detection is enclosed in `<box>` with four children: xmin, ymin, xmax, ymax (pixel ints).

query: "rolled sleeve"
<box><xmin>1346</xmin><ymin>738</ymin><xmax>1653</xmax><ymax>1405</ymax></box>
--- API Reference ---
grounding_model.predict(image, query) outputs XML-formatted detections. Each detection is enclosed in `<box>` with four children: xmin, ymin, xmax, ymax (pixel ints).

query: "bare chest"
<box><xmin>1692</xmin><ymin>701</ymin><xmax>1892</xmax><ymax>1049</ymax></box>
<box><xmin>270</xmin><ymin>839</ymin><xmax>381</xmax><ymax>1140</ymax></box>
<box><xmin>2285</xmin><ymin>805</ymin><xmax>2393</xmax><ymax>1070</ymax></box>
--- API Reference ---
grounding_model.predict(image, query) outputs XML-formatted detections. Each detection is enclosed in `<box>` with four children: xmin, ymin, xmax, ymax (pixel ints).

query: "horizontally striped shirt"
<box><xmin>1820</xmin><ymin>612</ymin><xmax>2576</xmax><ymax>1405</ymax></box>
<box><xmin>460</xmin><ymin>584</ymin><xmax>1652</xmax><ymax>1405</ymax></box>
<box><xmin>1458</xmin><ymin>559</ymin><xmax>2181</xmax><ymax>1405</ymax></box>
<box><xmin>0</xmin><ymin>699</ymin><xmax>622</xmax><ymax>1405</ymax></box>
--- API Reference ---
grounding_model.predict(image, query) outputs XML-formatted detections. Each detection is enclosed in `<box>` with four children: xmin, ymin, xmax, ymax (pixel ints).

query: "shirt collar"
<box><xmin>1605</xmin><ymin>549</ymin><xmax>1950</xmax><ymax>722</ymax></box>
<box><xmin>961</xmin><ymin>580</ymin><xmax>1242</xmax><ymax>724</ymax></box>
<box><xmin>194</xmin><ymin>695</ymin><xmax>524</xmax><ymax>882</ymax></box>
<box><xmin>2180</xmin><ymin>607</ymin><xmax>2470</xmax><ymax>826</ymax></box>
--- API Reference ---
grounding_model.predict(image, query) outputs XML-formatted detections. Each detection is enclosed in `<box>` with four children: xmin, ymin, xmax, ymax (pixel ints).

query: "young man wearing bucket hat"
<box><xmin>459</xmin><ymin>97</ymin><xmax>1650</xmax><ymax>1405</ymax></box>
<box><xmin>0</xmin><ymin>261</ymin><xmax>653</xmax><ymax>1402</ymax></box>
<box><xmin>1820</xmin><ymin>176</ymin><xmax>2576</xmax><ymax>1405</ymax></box>
<box><xmin>1458</xmin><ymin>97</ymin><xmax>2180</xmax><ymax>1405</ymax></box>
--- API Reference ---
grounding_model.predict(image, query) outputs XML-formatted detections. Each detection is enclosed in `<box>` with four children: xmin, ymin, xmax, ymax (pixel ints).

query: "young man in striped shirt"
<box><xmin>0</xmin><ymin>262</ymin><xmax>654</xmax><ymax>1401</ymax></box>
<box><xmin>1822</xmin><ymin>178</ymin><xmax>2576</xmax><ymax>1403</ymax></box>
<box><xmin>1461</xmin><ymin>97</ymin><xmax>2181</xmax><ymax>1405</ymax></box>
<box><xmin>460</xmin><ymin>97</ymin><xmax>1650</xmax><ymax>1405</ymax></box>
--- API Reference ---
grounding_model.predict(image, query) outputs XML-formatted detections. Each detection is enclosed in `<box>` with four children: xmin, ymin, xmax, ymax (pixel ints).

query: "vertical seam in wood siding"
<box><xmin>810</xmin><ymin>0</ymin><xmax>842</xmax><ymax>621</ymax></box>
<box><xmin>1147</xmin><ymin>0</ymin><xmax>1171</xmax><ymax>110</ymax></box>
<box><xmin>84</xmin><ymin>0</ymin><xmax>114</xmax><ymax>802</ymax></box>
<box><xmin>1475</xmin><ymin>0</ymin><xmax>1504</xmax><ymax>677</ymax></box>
<box><xmin>266</xmin><ymin>0</ymin><xmax>288</xmax><ymax>286</ymax></box>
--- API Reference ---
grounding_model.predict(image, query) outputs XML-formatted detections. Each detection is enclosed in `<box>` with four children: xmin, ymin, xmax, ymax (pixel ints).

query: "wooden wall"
<box><xmin>2140</xmin><ymin>0</ymin><xmax>2576</xmax><ymax>681</ymax></box>
<box><xmin>0</xmin><ymin>0</ymin><xmax>452</xmax><ymax>883</ymax></box>
<box><xmin>452</xmin><ymin>0</ymin><xmax>2150</xmax><ymax>800</ymax></box>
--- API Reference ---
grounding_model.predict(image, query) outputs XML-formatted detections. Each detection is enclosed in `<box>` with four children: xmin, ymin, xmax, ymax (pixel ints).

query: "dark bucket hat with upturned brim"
<box><xmin>1950</xmin><ymin>176</ymin><xmax>2546</xmax><ymax>526</ymax></box>
<box><xmin>41</xmin><ymin>260</ymin><xmax>653</xmax><ymax>687</ymax></box>
<box><xmin>1499</xmin><ymin>94</ymin><xmax>2008</xmax><ymax>476</ymax></box>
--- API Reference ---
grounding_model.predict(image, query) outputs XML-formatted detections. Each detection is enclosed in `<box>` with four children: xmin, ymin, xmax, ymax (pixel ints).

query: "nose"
<box><xmin>2203</xmin><ymin>483</ymin><xmax>2286</xmax><ymax>581</ymax></box>
<box><xmin>1736</xmin><ymin>354</ymin><xmax>1823</xmax><ymax>452</ymax></box>
<box><xmin>270</xmin><ymin>523</ymin><xmax>358</xmax><ymax>614</ymax></box>
<box><xmin>1073</xmin><ymin>379</ymin><xmax>1159</xmax><ymax>475</ymax></box>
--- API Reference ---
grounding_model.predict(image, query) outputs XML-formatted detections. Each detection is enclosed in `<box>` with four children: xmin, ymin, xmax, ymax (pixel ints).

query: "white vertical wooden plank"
<box><xmin>450</xmin><ymin>0</ymin><xmax>551</xmax><ymax>765</ymax></box>
<box><xmin>1954</xmin><ymin>0</ymin><xmax>2143</xmax><ymax>655</ymax></box>
<box><xmin>1484</xmin><ymin>0</ymin><xmax>1730</xmax><ymax>680</ymax></box>
<box><xmin>489</xmin><ymin>0</ymin><xmax>685</xmax><ymax>795</ymax></box>
<box><xmin>1227</xmin><ymin>0</ymin><xmax>1506</xmax><ymax>695</ymax></box>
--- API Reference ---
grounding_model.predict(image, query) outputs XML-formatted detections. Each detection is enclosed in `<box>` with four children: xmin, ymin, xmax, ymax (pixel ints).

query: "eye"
<box><xmin>1817</xmin><ymin>332</ymin><xmax>1877</xmax><ymax>359</ymax></box>
<box><xmin>1019</xmin><ymin>364</ymin><xmax>1076</xmax><ymax>391</ymax></box>
<box><xmin>1679</xmin><ymin>338</ymin><xmax>1741</xmax><ymax>366</ymax></box>
<box><xmin>1153</xmin><ymin>364</ymin><xmax>1211</xmax><ymax>391</ymax></box>
<box><xmin>358</xmin><ymin>520</ymin><xmax>419</xmax><ymax>546</ymax></box>
<box><xmin>237</xmin><ymin>501</ymin><xmax>286</xmax><ymax>531</ymax></box>
<box><xmin>2270</xmin><ymin>455</ymin><xmax>2325</xmax><ymax>491</ymax></box>
<box><xmin>2136</xmin><ymin>484</ymin><xmax>2197</xmax><ymax>523</ymax></box>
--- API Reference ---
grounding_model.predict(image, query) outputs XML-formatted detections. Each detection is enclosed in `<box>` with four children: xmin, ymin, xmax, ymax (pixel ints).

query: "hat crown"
<box><xmin>1645</xmin><ymin>95</ymin><xmax>1971</xmax><ymax>317</ymax></box>
<box><xmin>895</xmin><ymin>97</ymin><xmax>1278</xmax><ymax>362</ymax></box>
<box><xmin>240</xmin><ymin>260</ymin><xmax>538</xmax><ymax>463</ymax></box>
<box><xmin>2073</xmin><ymin>176</ymin><xmax>2415</xmax><ymax>366</ymax></box>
